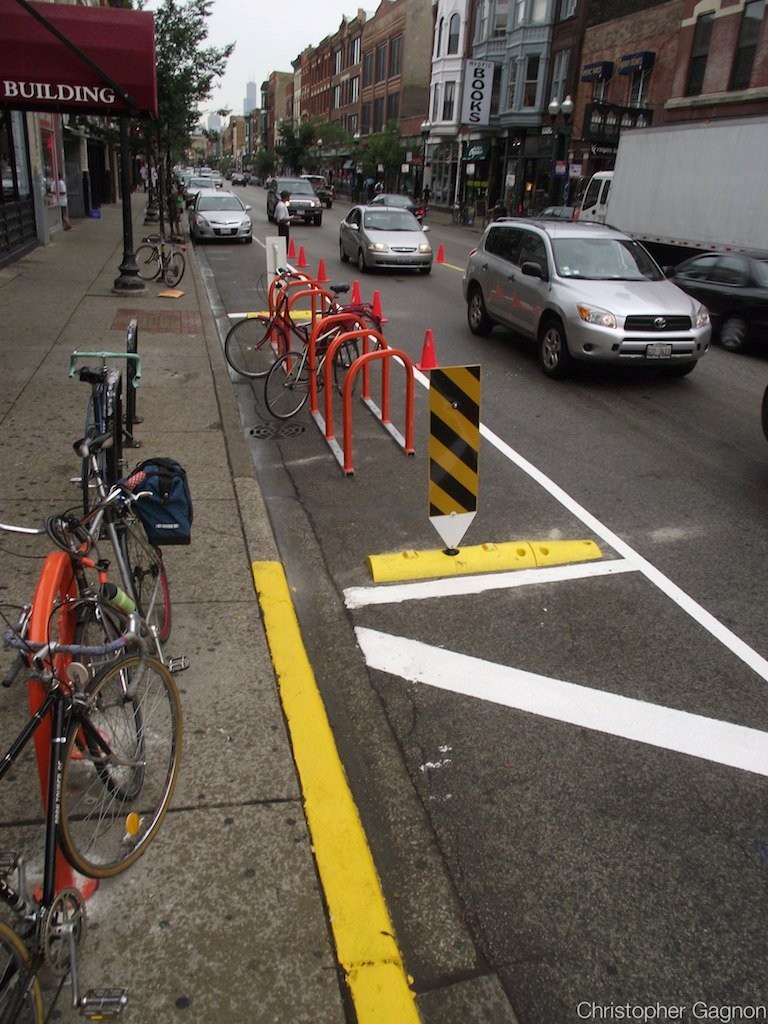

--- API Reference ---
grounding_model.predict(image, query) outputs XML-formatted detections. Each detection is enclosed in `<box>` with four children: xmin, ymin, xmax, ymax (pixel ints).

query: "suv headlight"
<box><xmin>577</xmin><ymin>303</ymin><xmax>617</xmax><ymax>329</ymax></box>
<box><xmin>693</xmin><ymin>305</ymin><xmax>710</xmax><ymax>329</ymax></box>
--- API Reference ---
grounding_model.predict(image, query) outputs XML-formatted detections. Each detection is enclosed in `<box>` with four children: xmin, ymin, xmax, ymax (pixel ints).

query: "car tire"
<box><xmin>339</xmin><ymin>240</ymin><xmax>349</xmax><ymax>263</ymax></box>
<box><xmin>244</xmin><ymin>236</ymin><xmax>253</xmax><ymax>244</ymax></box>
<box><xmin>539</xmin><ymin>318</ymin><xmax>575</xmax><ymax>378</ymax></box>
<box><xmin>466</xmin><ymin>285</ymin><xmax>493</xmax><ymax>336</ymax></box>
<box><xmin>357</xmin><ymin>249</ymin><xmax>367</xmax><ymax>273</ymax></box>
<box><xmin>314</xmin><ymin>215</ymin><xmax>322</xmax><ymax>226</ymax></box>
<box><xmin>761</xmin><ymin>385</ymin><xmax>768</xmax><ymax>442</ymax></box>
<box><xmin>719</xmin><ymin>315</ymin><xmax>750</xmax><ymax>353</ymax></box>
<box><xmin>325</xmin><ymin>200</ymin><xmax>333</xmax><ymax>209</ymax></box>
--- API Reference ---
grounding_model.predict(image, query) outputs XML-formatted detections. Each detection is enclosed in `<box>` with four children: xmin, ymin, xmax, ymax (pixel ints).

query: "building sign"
<box><xmin>0</xmin><ymin>0</ymin><xmax>157</xmax><ymax>117</ymax></box>
<box><xmin>617</xmin><ymin>51</ymin><xmax>655</xmax><ymax>75</ymax></box>
<box><xmin>460</xmin><ymin>60</ymin><xmax>495</xmax><ymax>127</ymax></box>
<box><xmin>581</xmin><ymin>61</ymin><xmax>614</xmax><ymax>82</ymax></box>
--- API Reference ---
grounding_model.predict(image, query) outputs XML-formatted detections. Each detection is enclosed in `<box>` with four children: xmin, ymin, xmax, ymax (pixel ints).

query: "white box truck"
<box><xmin>578</xmin><ymin>117</ymin><xmax>768</xmax><ymax>260</ymax></box>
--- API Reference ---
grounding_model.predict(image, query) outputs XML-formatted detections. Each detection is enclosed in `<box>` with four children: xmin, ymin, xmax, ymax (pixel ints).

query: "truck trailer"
<box><xmin>578</xmin><ymin>117</ymin><xmax>768</xmax><ymax>262</ymax></box>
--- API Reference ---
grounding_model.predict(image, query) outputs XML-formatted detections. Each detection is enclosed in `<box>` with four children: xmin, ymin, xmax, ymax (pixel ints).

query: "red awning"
<box><xmin>0</xmin><ymin>0</ymin><xmax>157</xmax><ymax>118</ymax></box>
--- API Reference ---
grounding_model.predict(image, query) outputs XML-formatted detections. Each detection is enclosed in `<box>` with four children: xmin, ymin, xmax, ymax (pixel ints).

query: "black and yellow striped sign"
<box><xmin>428</xmin><ymin>365</ymin><xmax>481</xmax><ymax>548</ymax></box>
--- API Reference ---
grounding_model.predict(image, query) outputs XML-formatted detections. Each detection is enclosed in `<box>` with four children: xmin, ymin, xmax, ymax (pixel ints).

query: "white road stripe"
<box><xmin>356</xmin><ymin>628</ymin><xmax>768</xmax><ymax>778</ymax></box>
<box><xmin>344</xmin><ymin>557</ymin><xmax>638</xmax><ymax>609</ymax></box>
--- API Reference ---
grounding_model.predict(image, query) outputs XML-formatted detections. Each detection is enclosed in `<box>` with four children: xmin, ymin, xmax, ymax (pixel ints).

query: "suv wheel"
<box><xmin>314</xmin><ymin>214</ymin><xmax>322</xmax><ymax>226</ymax></box>
<box><xmin>467</xmin><ymin>286</ymin><xmax>493</xmax><ymax>336</ymax></box>
<box><xmin>539</xmin><ymin>318</ymin><xmax>575</xmax><ymax>378</ymax></box>
<box><xmin>719</xmin><ymin>315</ymin><xmax>750</xmax><ymax>353</ymax></box>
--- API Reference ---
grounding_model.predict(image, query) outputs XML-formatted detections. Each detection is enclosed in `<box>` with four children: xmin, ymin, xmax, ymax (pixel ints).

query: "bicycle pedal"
<box><xmin>80</xmin><ymin>988</ymin><xmax>128</xmax><ymax>1019</ymax></box>
<box><xmin>0</xmin><ymin>852</ymin><xmax>19</xmax><ymax>880</ymax></box>
<box><xmin>166</xmin><ymin>655</ymin><xmax>189</xmax><ymax>674</ymax></box>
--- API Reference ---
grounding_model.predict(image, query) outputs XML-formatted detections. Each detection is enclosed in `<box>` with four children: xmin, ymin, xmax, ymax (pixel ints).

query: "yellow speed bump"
<box><xmin>251</xmin><ymin>561</ymin><xmax>421</xmax><ymax>1024</ymax></box>
<box><xmin>368</xmin><ymin>539</ymin><xmax>602</xmax><ymax>583</ymax></box>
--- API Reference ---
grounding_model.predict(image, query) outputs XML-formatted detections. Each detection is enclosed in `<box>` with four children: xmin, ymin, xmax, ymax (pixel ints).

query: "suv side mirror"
<box><xmin>521</xmin><ymin>261</ymin><xmax>547</xmax><ymax>281</ymax></box>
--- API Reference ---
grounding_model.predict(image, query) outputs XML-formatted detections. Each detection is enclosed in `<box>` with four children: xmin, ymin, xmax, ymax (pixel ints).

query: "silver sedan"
<box><xmin>188</xmin><ymin>189</ymin><xmax>252</xmax><ymax>244</ymax></box>
<box><xmin>339</xmin><ymin>205</ymin><xmax>432</xmax><ymax>274</ymax></box>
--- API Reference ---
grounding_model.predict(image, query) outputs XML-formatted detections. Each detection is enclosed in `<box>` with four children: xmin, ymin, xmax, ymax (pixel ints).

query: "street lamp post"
<box><xmin>547</xmin><ymin>95</ymin><xmax>574</xmax><ymax>205</ymax></box>
<box><xmin>418</xmin><ymin>120</ymin><xmax>431</xmax><ymax>199</ymax></box>
<box><xmin>316</xmin><ymin>138</ymin><xmax>323</xmax><ymax>175</ymax></box>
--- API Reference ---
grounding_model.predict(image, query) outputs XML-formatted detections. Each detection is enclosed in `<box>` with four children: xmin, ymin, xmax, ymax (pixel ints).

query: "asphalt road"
<box><xmin>197</xmin><ymin>188</ymin><xmax>768</xmax><ymax>1023</ymax></box>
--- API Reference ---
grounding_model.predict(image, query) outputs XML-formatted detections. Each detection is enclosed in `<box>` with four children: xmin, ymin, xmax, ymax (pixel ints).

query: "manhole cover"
<box><xmin>249</xmin><ymin>422</ymin><xmax>306</xmax><ymax>440</ymax></box>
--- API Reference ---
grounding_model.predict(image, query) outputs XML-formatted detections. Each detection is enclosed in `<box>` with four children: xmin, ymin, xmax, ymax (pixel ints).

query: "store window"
<box><xmin>731</xmin><ymin>0</ymin><xmax>765</xmax><ymax>90</ymax></box>
<box><xmin>39</xmin><ymin>116</ymin><xmax>61</xmax><ymax>209</ymax></box>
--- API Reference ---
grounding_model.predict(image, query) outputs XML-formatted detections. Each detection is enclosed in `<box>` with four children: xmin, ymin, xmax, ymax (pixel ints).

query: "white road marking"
<box><xmin>356</xmin><ymin>628</ymin><xmax>768</xmax><ymax>778</ymax></box>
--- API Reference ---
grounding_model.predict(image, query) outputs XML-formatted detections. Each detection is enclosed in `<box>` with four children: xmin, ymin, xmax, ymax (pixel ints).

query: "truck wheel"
<box><xmin>539</xmin><ymin>318</ymin><xmax>575</xmax><ymax>378</ymax></box>
<box><xmin>467</xmin><ymin>286</ymin><xmax>493</xmax><ymax>336</ymax></box>
<box><xmin>719</xmin><ymin>316</ymin><xmax>750</xmax><ymax>353</ymax></box>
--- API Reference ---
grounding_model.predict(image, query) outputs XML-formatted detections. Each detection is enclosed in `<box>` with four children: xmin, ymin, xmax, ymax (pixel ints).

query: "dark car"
<box><xmin>265</xmin><ymin>176</ymin><xmax>323</xmax><ymax>226</ymax></box>
<box><xmin>666</xmin><ymin>251</ymin><xmax>768</xmax><ymax>353</ymax></box>
<box><xmin>231</xmin><ymin>171</ymin><xmax>250</xmax><ymax>186</ymax></box>
<box><xmin>369</xmin><ymin>192</ymin><xmax>426</xmax><ymax>223</ymax></box>
<box><xmin>302</xmin><ymin>175</ymin><xmax>334</xmax><ymax>208</ymax></box>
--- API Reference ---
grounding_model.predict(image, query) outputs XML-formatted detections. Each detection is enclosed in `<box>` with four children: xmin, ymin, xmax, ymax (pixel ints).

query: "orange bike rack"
<box><xmin>267</xmin><ymin>271</ymin><xmax>318</xmax><ymax>316</ymax></box>
<box><xmin>27</xmin><ymin>550</ymin><xmax>98</xmax><ymax>897</ymax></box>
<box><xmin>310</xmin><ymin>326</ymin><xmax>415</xmax><ymax>476</ymax></box>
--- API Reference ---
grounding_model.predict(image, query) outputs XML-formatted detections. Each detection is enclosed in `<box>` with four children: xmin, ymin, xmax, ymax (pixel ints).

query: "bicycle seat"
<box><xmin>330</xmin><ymin>284</ymin><xmax>350</xmax><ymax>295</ymax></box>
<box><xmin>78</xmin><ymin>366</ymin><xmax>108</xmax><ymax>385</ymax></box>
<box><xmin>73</xmin><ymin>430</ymin><xmax>114</xmax><ymax>458</ymax></box>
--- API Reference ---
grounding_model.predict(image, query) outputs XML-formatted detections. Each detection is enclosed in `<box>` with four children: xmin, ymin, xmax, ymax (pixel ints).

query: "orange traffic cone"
<box><xmin>288</xmin><ymin>238</ymin><xmax>297</xmax><ymax>259</ymax></box>
<box><xmin>316</xmin><ymin>258</ymin><xmax>328</xmax><ymax>283</ymax></box>
<box><xmin>417</xmin><ymin>329</ymin><xmax>439</xmax><ymax>371</ymax></box>
<box><xmin>351</xmin><ymin>279</ymin><xmax>362</xmax><ymax>304</ymax></box>
<box><xmin>371</xmin><ymin>289</ymin><xmax>388</xmax><ymax>324</ymax></box>
<box><xmin>297</xmin><ymin>245</ymin><xmax>308</xmax><ymax>268</ymax></box>
<box><xmin>436</xmin><ymin>243</ymin><xmax>445</xmax><ymax>264</ymax></box>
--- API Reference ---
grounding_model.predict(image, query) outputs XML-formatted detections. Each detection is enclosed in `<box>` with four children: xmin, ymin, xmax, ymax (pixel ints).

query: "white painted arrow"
<box><xmin>355</xmin><ymin>627</ymin><xmax>768</xmax><ymax>778</ymax></box>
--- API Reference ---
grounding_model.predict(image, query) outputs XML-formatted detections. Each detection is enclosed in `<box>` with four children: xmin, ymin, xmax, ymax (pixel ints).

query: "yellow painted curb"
<box><xmin>368</xmin><ymin>539</ymin><xmax>602</xmax><ymax>583</ymax></box>
<box><xmin>251</xmin><ymin>561</ymin><xmax>421</xmax><ymax>1024</ymax></box>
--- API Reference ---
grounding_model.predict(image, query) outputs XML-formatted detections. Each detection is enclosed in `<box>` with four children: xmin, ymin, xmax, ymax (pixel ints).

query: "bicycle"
<box><xmin>0</xmin><ymin>591</ymin><xmax>182</xmax><ymax>1021</ymax></box>
<box><xmin>224</xmin><ymin>269</ymin><xmax>381</xmax><ymax>380</ymax></box>
<box><xmin>263</xmin><ymin>325</ymin><xmax>362</xmax><ymax>420</ymax></box>
<box><xmin>134</xmin><ymin>234</ymin><xmax>186</xmax><ymax>287</ymax></box>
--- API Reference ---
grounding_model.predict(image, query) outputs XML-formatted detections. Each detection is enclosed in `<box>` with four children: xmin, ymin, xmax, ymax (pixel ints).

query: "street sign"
<box><xmin>428</xmin><ymin>366</ymin><xmax>481</xmax><ymax>550</ymax></box>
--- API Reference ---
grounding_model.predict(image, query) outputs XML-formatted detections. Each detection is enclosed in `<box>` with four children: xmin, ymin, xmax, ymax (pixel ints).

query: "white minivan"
<box><xmin>578</xmin><ymin>170</ymin><xmax>612</xmax><ymax>224</ymax></box>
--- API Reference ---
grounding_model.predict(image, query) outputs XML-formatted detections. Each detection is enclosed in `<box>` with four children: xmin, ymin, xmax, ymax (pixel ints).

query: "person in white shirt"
<box><xmin>274</xmin><ymin>190</ymin><xmax>295</xmax><ymax>244</ymax></box>
<box><xmin>57</xmin><ymin>176</ymin><xmax>72</xmax><ymax>230</ymax></box>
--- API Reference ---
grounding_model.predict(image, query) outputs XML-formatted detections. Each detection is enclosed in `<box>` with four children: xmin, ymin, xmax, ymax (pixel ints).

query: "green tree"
<box><xmin>356</xmin><ymin>122</ymin><xmax>407</xmax><ymax>189</ymax></box>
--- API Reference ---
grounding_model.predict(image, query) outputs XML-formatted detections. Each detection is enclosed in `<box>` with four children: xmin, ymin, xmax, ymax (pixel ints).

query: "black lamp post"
<box><xmin>547</xmin><ymin>94</ymin><xmax>574</xmax><ymax>205</ymax></box>
<box><xmin>316</xmin><ymin>137</ymin><xmax>323</xmax><ymax>174</ymax></box>
<box><xmin>418</xmin><ymin>120</ymin><xmax>431</xmax><ymax>198</ymax></box>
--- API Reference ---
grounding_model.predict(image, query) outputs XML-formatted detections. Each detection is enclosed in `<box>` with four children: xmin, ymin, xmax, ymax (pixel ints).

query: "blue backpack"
<box><xmin>123</xmin><ymin>458</ymin><xmax>193</xmax><ymax>546</ymax></box>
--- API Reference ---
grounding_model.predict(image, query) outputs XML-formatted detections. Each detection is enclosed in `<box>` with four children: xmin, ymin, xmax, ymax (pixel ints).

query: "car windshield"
<box><xmin>364</xmin><ymin>210</ymin><xmax>420</xmax><ymax>231</ymax></box>
<box><xmin>198</xmin><ymin>196</ymin><xmax>243</xmax><ymax>211</ymax></box>
<box><xmin>374</xmin><ymin>195</ymin><xmax>409</xmax><ymax>207</ymax></box>
<box><xmin>281</xmin><ymin>180</ymin><xmax>314</xmax><ymax>195</ymax></box>
<box><xmin>189</xmin><ymin>178</ymin><xmax>210</xmax><ymax>189</ymax></box>
<box><xmin>552</xmin><ymin>238</ymin><xmax>664</xmax><ymax>281</ymax></box>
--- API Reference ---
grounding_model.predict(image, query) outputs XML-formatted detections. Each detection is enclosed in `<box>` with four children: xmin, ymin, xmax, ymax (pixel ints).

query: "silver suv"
<box><xmin>462</xmin><ymin>220</ymin><xmax>711</xmax><ymax>378</ymax></box>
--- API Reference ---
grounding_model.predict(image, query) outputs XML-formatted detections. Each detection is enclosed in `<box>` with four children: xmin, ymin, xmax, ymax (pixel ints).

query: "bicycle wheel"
<box><xmin>224</xmin><ymin>316</ymin><xmax>288</xmax><ymax>378</ymax></box>
<box><xmin>332</xmin><ymin>338</ymin><xmax>361</xmax><ymax>392</ymax></box>
<box><xmin>265</xmin><ymin>350</ymin><xmax>310</xmax><ymax>419</ymax></box>
<box><xmin>59</xmin><ymin>653</ymin><xmax>182</xmax><ymax>878</ymax></box>
<box><xmin>74</xmin><ymin>600</ymin><xmax>123</xmax><ymax>677</ymax></box>
<box><xmin>134</xmin><ymin>244</ymin><xmax>161</xmax><ymax>282</ymax></box>
<box><xmin>0</xmin><ymin>921</ymin><xmax>44</xmax><ymax>1024</ymax></box>
<box><xmin>163</xmin><ymin>250</ymin><xmax>185</xmax><ymax>287</ymax></box>
<box><xmin>119</xmin><ymin>520</ymin><xmax>171</xmax><ymax>643</ymax></box>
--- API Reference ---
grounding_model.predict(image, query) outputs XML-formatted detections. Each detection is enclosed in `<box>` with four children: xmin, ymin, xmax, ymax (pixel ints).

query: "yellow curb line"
<box><xmin>251</xmin><ymin>561</ymin><xmax>421</xmax><ymax>1024</ymax></box>
<box><xmin>369</xmin><ymin>539</ymin><xmax>602</xmax><ymax>583</ymax></box>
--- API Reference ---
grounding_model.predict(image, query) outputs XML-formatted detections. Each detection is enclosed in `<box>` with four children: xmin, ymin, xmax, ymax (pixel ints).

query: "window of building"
<box><xmin>389</xmin><ymin>35</ymin><xmax>402</xmax><ymax>77</ymax></box>
<box><xmin>363</xmin><ymin>51</ymin><xmax>373</xmax><ymax>87</ymax></box>
<box><xmin>559</xmin><ymin>0</ymin><xmax>576</xmax><ymax>17</ymax></box>
<box><xmin>348</xmin><ymin>112</ymin><xmax>358</xmax><ymax>135</ymax></box>
<box><xmin>593</xmin><ymin>77</ymin><xmax>609</xmax><ymax>101</ymax></box>
<box><xmin>334</xmin><ymin>49</ymin><xmax>342</xmax><ymax>75</ymax></box>
<box><xmin>387</xmin><ymin>92</ymin><xmax>400</xmax><ymax>121</ymax></box>
<box><xmin>531</xmin><ymin>0</ymin><xmax>546</xmax><ymax>22</ymax></box>
<box><xmin>494</xmin><ymin>0</ymin><xmax>508</xmax><ymax>36</ymax></box>
<box><xmin>373</xmin><ymin>97</ymin><xmax>385</xmax><ymax>131</ymax></box>
<box><xmin>350</xmin><ymin>76</ymin><xmax>359</xmax><ymax>103</ymax></box>
<box><xmin>448</xmin><ymin>13</ymin><xmax>461</xmax><ymax>52</ymax></box>
<box><xmin>432</xmin><ymin>82</ymin><xmax>441</xmax><ymax>121</ymax></box>
<box><xmin>351</xmin><ymin>36</ymin><xmax>361</xmax><ymax>65</ymax></box>
<box><xmin>628</xmin><ymin>68</ymin><xmax>650</xmax><ymax>106</ymax></box>
<box><xmin>551</xmin><ymin>48</ymin><xmax>569</xmax><ymax>104</ymax></box>
<box><xmin>506</xmin><ymin>61</ymin><xmax>518</xmax><ymax>109</ymax></box>
<box><xmin>375</xmin><ymin>43</ymin><xmax>387</xmax><ymax>82</ymax></box>
<box><xmin>523</xmin><ymin>54</ymin><xmax>540</xmax><ymax>106</ymax></box>
<box><xmin>686</xmin><ymin>11</ymin><xmax>714</xmax><ymax>96</ymax></box>
<box><xmin>477</xmin><ymin>1</ymin><xmax>488</xmax><ymax>41</ymax></box>
<box><xmin>514</xmin><ymin>0</ymin><xmax>525</xmax><ymax>28</ymax></box>
<box><xmin>436</xmin><ymin>17</ymin><xmax>444</xmax><ymax>56</ymax></box>
<box><xmin>333</xmin><ymin>84</ymin><xmax>341</xmax><ymax>109</ymax></box>
<box><xmin>442</xmin><ymin>80</ymin><xmax>456</xmax><ymax>120</ymax></box>
<box><xmin>361</xmin><ymin>102</ymin><xmax>372</xmax><ymax>133</ymax></box>
<box><xmin>731</xmin><ymin>0</ymin><xmax>765</xmax><ymax>90</ymax></box>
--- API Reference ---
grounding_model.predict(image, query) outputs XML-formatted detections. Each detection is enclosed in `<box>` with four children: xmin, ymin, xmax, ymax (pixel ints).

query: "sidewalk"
<box><xmin>0</xmin><ymin>197</ymin><xmax>348</xmax><ymax>1023</ymax></box>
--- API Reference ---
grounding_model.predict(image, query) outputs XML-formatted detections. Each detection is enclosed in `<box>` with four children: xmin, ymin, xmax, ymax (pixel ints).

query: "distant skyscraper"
<box><xmin>244</xmin><ymin>81</ymin><xmax>257</xmax><ymax>116</ymax></box>
<box><xmin>207</xmin><ymin>112</ymin><xmax>222</xmax><ymax>132</ymax></box>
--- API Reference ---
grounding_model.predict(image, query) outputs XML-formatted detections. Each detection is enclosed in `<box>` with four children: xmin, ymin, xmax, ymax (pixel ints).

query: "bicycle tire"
<box><xmin>225</xmin><ymin>316</ymin><xmax>288</xmax><ymax>378</ymax></box>
<box><xmin>134</xmin><ymin>244</ymin><xmax>161</xmax><ymax>282</ymax></box>
<box><xmin>0</xmin><ymin>921</ymin><xmax>44</xmax><ymax>1024</ymax></box>
<box><xmin>119</xmin><ymin>519</ymin><xmax>171</xmax><ymax>643</ymax></box>
<box><xmin>74</xmin><ymin>601</ymin><xmax>124</xmax><ymax>677</ymax></box>
<box><xmin>163</xmin><ymin>250</ymin><xmax>185</xmax><ymax>287</ymax></box>
<box><xmin>59</xmin><ymin>653</ymin><xmax>182</xmax><ymax>878</ymax></box>
<box><xmin>264</xmin><ymin>350</ymin><xmax>310</xmax><ymax>419</ymax></box>
<box><xmin>332</xmin><ymin>338</ymin><xmax>361</xmax><ymax>391</ymax></box>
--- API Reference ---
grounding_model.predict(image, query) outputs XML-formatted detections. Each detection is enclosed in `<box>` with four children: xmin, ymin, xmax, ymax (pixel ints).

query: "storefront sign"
<box><xmin>460</xmin><ymin>59</ymin><xmax>495</xmax><ymax>126</ymax></box>
<box><xmin>0</xmin><ymin>0</ymin><xmax>157</xmax><ymax>117</ymax></box>
<box><xmin>617</xmin><ymin>51</ymin><xmax>655</xmax><ymax>75</ymax></box>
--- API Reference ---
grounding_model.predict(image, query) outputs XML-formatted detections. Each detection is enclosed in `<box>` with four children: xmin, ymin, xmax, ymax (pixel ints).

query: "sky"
<box><xmin>193</xmin><ymin>0</ymin><xmax>369</xmax><ymax>121</ymax></box>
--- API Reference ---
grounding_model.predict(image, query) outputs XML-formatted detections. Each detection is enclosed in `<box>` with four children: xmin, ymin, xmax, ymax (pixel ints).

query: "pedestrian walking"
<box><xmin>423</xmin><ymin>185</ymin><xmax>431</xmax><ymax>205</ymax></box>
<box><xmin>275</xmin><ymin>190</ymin><xmax>294</xmax><ymax>244</ymax></box>
<box><xmin>57</xmin><ymin>176</ymin><xmax>72</xmax><ymax>230</ymax></box>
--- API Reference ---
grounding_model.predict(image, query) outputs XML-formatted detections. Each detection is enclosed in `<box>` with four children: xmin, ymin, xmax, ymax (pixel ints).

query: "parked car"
<box><xmin>369</xmin><ymin>192</ymin><xmax>426</xmax><ymax>222</ymax></box>
<box><xmin>183</xmin><ymin>175</ymin><xmax>214</xmax><ymax>207</ymax></box>
<box><xmin>231</xmin><ymin>171</ymin><xmax>250</xmax><ymax>186</ymax></box>
<box><xmin>665</xmin><ymin>251</ymin><xmax>768</xmax><ymax>353</ymax></box>
<box><xmin>339</xmin><ymin>204</ymin><xmax>432</xmax><ymax>274</ymax></box>
<box><xmin>539</xmin><ymin>205</ymin><xmax>577</xmax><ymax>220</ymax></box>
<box><xmin>187</xmin><ymin>188</ymin><xmax>252</xmax><ymax>243</ymax></box>
<box><xmin>462</xmin><ymin>219</ymin><xmax>711</xmax><ymax>378</ymax></box>
<box><xmin>265</xmin><ymin>177</ymin><xmax>323</xmax><ymax>225</ymax></box>
<box><xmin>301</xmin><ymin>174</ymin><xmax>334</xmax><ymax>208</ymax></box>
